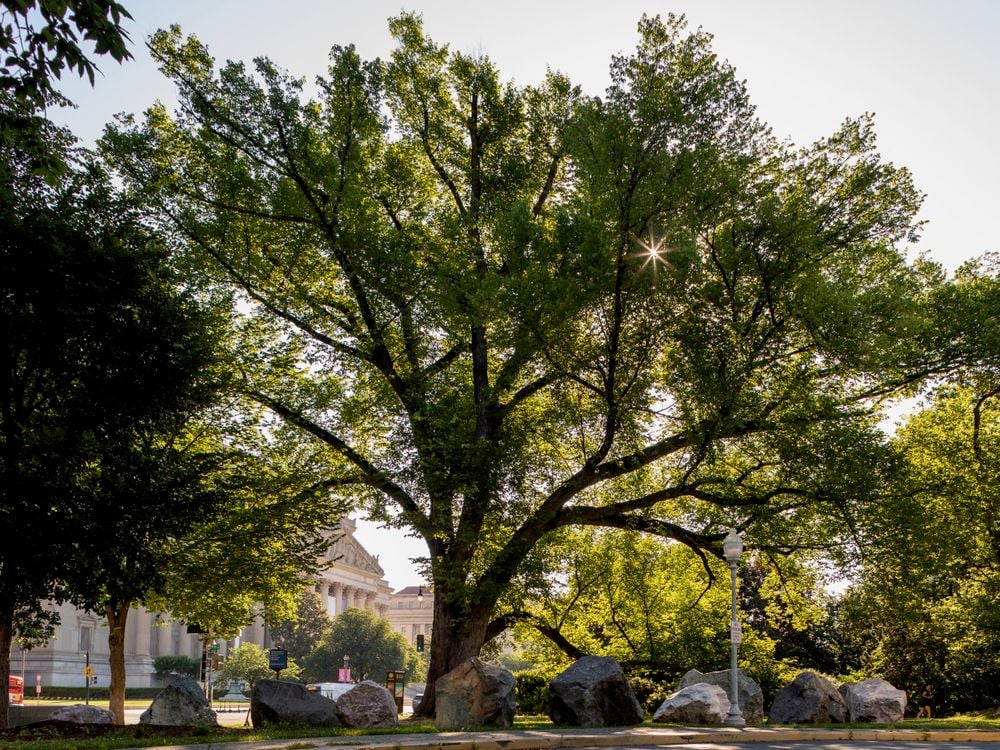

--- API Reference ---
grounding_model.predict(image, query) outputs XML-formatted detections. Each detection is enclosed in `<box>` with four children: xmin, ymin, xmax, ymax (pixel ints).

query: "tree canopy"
<box><xmin>302</xmin><ymin>607</ymin><xmax>424</xmax><ymax>685</ymax></box>
<box><xmin>0</xmin><ymin>119</ymin><xmax>222</xmax><ymax>726</ymax></box>
<box><xmin>104</xmin><ymin>12</ymin><xmax>940</xmax><ymax>712</ymax></box>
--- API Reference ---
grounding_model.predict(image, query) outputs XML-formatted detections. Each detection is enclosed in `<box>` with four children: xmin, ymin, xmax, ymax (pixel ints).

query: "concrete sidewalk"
<box><xmin>133</xmin><ymin>724</ymin><xmax>1000</xmax><ymax>750</ymax></box>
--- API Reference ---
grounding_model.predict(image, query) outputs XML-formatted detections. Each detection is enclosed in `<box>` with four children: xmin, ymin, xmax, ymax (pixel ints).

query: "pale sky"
<box><xmin>47</xmin><ymin>0</ymin><xmax>1000</xmax><ymax>589</ymax></box>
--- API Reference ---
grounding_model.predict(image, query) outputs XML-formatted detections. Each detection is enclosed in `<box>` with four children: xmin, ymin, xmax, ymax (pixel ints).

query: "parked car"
<box><xmin>306</xmin><ymin>682</ymin><xmax>355</xmax><ymax>701</ymax></box>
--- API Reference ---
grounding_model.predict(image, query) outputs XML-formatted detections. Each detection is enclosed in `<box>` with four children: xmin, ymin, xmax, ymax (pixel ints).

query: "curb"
<box><xmin>133</xmin><ymin>726</ymin><xmax>1000</xmax><ymax>750</ymax></box>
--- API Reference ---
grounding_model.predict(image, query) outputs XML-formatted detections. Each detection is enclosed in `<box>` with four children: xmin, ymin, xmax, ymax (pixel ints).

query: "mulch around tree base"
<box><xmin>0</xmin><ymin>719</ymin><xmax>231</xmax><ymax>742</ymax></box>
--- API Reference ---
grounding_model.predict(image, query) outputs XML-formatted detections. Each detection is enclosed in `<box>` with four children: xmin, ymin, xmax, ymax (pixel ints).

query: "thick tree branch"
<box><xmin>246</xmin><ymin>390</ymin><xmax>423</xmax><ymax>522</ymax></box>
<box><xmin>484</xmin><ymin>612</ymin><xmax>585</xmax><ymax>659</ymax></box>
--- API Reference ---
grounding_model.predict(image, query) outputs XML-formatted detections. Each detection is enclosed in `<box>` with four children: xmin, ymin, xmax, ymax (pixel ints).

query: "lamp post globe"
<box><xmin>723</xmin><ymin>527</ymin><xmax>746</xmax><ymax>727</ymax></box>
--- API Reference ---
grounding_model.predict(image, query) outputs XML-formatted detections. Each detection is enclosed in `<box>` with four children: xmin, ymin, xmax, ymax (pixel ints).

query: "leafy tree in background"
<box><xmin>833</xmin><ymin>259</ymin><xmax>1000</xmax><ymax>714</ymax></box>
<box><xmin>302</xmin><ymin>608</ymin><xmax>424</xmax><ymax>685</ymax></box>
<box><xmin>270</xmin><ymin>590</ymin><xmax>333</xmax><ymax>661</ymax></box>
<box><xmin>106</xmin><ymin>13</ymin><xmax>938</xmax><ymax>713</ymax></box>
<box><xmin>0</xmin><ymin>123</ymin><xmax>220</xmax><ymax>727</ymax></box>
<box><xmin>842</xmin><ymin>385</ymin><xmax>1000</xmax><ymax>713</ymax></box>
<box><xmin>511</xmin><ymin>530</ymin><xmax>802</xmax><ymax>705</ymax></box>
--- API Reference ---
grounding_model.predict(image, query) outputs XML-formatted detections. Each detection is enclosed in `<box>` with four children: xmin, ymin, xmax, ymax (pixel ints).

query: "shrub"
<box><xmin>153</xmin><ymin>654</ymin><xmax>201</xmax><ymax>679</ymax></box>
<box><xmin>513</xmin><ymin>669</ymin><xmax>552</xmax><ymax>715</ymax></box>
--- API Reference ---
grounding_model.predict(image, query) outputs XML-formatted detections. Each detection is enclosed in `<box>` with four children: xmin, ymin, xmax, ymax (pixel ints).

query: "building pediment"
<box><xmin>326</xmin><ymin>523</ymin><xmax>385</xmax><ymax>577</ymax></box>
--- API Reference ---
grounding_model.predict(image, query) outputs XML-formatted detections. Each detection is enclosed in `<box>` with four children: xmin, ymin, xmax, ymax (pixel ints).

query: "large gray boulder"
<box><xmin>336</xmin><ymin>680</ymin><xmax>399</xmax><ymax>728</ymax></box>
<box><xmin>435</xmin><ymin>658</ymin><xmax>516</xmax><ymax>729</ymax></box>
<box><xmin>49</xmin><ymin>704</ymin><xmax>116</xmax><ymax>724</ymax></box>
<box><xmin>653</xmin><ymin>683</ymin><xmax>730</xmax><ymax>725</ymax></box>
<box><xmin>768</xmin><ymin>671</ymin><xmax>847</xmax><ymax>724</ymax></box>
<box><xmin>679</xmin><ymin>668</ymin><xmax>763</xmax><ymax>724</ymax></box>
<box><xmin>547</xmin><ymin>656</ymin><xmax>644</xmax><ymax>727</ymax></box>
<box><xmin>140</xmin><ymin>676</ymin><xmax>218</xmax><ymax>726</ymax></box>
<box><xmin>251</xmin><ymin>679</ymin><xmax>340</xmax><ymax>728</ymax></box>
<box><xmin>844</xmin><ymin>678</ymin><xmax>906</xmax><ymax>723</ymax></box>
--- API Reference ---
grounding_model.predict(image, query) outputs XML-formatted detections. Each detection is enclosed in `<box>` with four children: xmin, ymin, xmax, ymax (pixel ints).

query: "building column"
<box><xmin>352</xmin><ymin>588</ymin><xmax>364</xmax><ymax>610</ymax></box>
<box><xmin>155</xmin><ymin>616</ymin><xmax>173</xmax><ymax>657</ymax></box>
<box><xmin>132</xmin><ymin>607</ymin><xmax>152</xmax><ymax>659</ymax></box>
<box><xmin>376</xmin><ymin>604</ymin><xmax>387</xmax><ymax>618</ymax></box>
<box><xmin>365</xmin><ymin>592</ymin><xmax>376</xmax><ymax>611</ymax></box>
<box><xmin>250</xmin><ymin>616</ymin><xmax>265</xmax><ymax>646</ymax></box>
<box><xmin>325</xmin><ymin>583</ymin><xmax>338</xmax><ymax>618</ymax></box>
<box><xmin>332</xmin><ymin>583</ymin><xmax>344</xmax><ymax>615</ymax></box>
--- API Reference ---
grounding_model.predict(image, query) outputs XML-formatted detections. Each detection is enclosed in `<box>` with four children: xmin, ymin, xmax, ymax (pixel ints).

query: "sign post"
<box><xmin>268</xmin><ymin>648</ymin><xmax>288</xmax><ymax>679</ymax></box>
<box><xmin>385</xmin><ymin>671</ymin><xmax>405</xmax><ymax>714</ymax></box>
<box><xmin>84</xmin><ymin>652</ymin><xmax>92</xmax><ymax>705</ymax></box>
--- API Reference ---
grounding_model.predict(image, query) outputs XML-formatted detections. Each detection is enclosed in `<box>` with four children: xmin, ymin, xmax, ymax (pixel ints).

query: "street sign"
<box><xmin>83</xmin><ymin>666</ymin><xmax>94</xmax><ymax>677</ymax></box>
<box><xmin>268</xmin><ymin>648</ymin><xmax>288</xmax><ymax>672</ymax></box>
<box><xmin>730</xmin><ymin>621</ymin><xmax>743</xmax><ymax>644</ymax></box>
<box><xmin>211</xmin><ymin>642</ymin><xmax>220</xmax><ymax>653</ymax></box>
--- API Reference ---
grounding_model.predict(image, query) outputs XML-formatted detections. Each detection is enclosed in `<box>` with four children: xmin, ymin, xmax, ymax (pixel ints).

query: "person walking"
<box><xmin>917</xmin><ymin>684</ymin><xmax>935</xmax><ymax>718</ymax></box>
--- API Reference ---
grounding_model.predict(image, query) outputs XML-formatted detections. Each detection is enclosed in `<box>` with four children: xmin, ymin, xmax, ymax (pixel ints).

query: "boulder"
<box><xmin>679</xmin><ymin>668</ymin><xmax>764</xmax><ymax>724</ymax></box>
<box><xmin>768</xmin><ymin>671</ymin><xmax>847</xmax><ymax>724</ymax></box>
<box><xmin>251</xmin><ymin>680</ymin><xmax>340</xmax><ymax>728</ymax></box>
<box><xmin>844</xmin><ymin>678</ymin><xmax>906</xmax><ymax>723</ymax></box>
<box><xmin>140</xmin><ymin>676</ymin><xmax>218</xmax><ymax>726</ymax></box>
<box><xmin>336</xmin><ymin>680</ymin><xmax>399</xmax><ymax>728</ymax></box>
<box><xmin>435</xmin><ymin>658</ymin><xmax>516</xmax><ymax>729</ymax></box>
<box><xmin>547</xmin><ymin>655</ymin><xmax>644</xmax><ymax>727</ymax></box>
<box><xmin>48</xmin><ymin>704</ymin><xmax>116</xmax><ymax>724</ymax></box>
<box><xmin>652</xmin><ymin>683</ymin><xmax>730</xmax><ymax>725</ymax></box>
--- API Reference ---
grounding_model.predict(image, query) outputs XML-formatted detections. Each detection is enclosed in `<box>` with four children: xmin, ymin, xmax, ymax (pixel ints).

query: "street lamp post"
<box><xmin>723</xmin><ymin>527</ymin><xmax>745</xmax><ymax>728</ymax></box>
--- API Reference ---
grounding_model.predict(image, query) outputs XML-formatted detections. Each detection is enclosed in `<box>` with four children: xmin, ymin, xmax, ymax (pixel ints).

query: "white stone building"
<box><xmin>385</xmin><ymin>585</ymin><xmax>433</xmax><ymax>646</ymax></box>
<box><xmin>11</xmin><ymin>518</ymin><xmax>393</xmax><ymax>689</ymax></box>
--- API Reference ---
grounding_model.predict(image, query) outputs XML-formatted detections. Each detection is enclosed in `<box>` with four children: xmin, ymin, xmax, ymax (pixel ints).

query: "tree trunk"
<box><xmin>0</xmin><ymin>608</ymin><xmax>12</xmax><ymax>730</ymax></box>
<box><xmin>105</xmin><ymin>603</ymin><xmax>129</xmax><ymax>726</ymax></box>
<box><xmin>413</xmin><ymin>592</ymin><xmax>491</xmax><ymax>718</ymax></box>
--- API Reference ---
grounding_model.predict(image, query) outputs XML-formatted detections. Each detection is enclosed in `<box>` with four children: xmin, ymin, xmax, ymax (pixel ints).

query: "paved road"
<box><xmin>570</xmin><ymin>747</ymin><xmax>994</xmax><ymax>750</ymax></box>
<box><xmin>121</xmin><ymin>704</ymin><xmax>252</xmax><ymax>725</ymax></box>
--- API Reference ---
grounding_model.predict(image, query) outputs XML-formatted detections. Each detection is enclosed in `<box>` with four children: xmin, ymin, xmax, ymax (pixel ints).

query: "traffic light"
<box><xmin>415</xmin><ymin>633</ymin><xmax>424</xmax><ymax>652</ymax></box>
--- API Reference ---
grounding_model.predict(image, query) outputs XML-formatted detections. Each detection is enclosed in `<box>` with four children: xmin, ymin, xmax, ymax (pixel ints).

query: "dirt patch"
<box><xmin>0</xmin><ymin>719</ymin><xmax>231</xmax><ymax>742</ymax></box>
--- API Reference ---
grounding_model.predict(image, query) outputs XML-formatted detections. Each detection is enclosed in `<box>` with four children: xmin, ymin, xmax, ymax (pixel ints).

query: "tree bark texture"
<box><xmin>105</xmin><ymin>604</ymin><xmax>129</xmax><ymax>726</ymax></box>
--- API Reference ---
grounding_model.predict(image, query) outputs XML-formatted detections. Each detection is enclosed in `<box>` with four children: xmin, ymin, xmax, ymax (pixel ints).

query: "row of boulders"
<box><xmin>41</xmin><ymin>658</ymin><xmax>907</xmax><ymax>730</ymax></box>
<box><xmin>652</xmin><ymin>670</ymin><xmax>906</xmax><ymax>726</ymax></box>
<box><xmin>136</xmin><ymin>675</ymin><xmax>403</xmax><ymax>729</ymax></box>
<box><xmin>431</xmin><ymin>657</ymin><xmax>907</xmax><ymax>729</ymax></box>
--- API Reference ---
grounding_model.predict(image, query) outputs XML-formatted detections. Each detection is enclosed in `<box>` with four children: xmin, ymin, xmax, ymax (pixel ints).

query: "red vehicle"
<box><xmin>8</xmin><ymin>675</ymin><xmax>24</xmax><ymax>706</ymax></box>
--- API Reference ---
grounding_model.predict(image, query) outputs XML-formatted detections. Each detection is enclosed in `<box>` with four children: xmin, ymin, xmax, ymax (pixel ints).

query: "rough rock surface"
<box><xmin>768</xmin><ymin>671</ymin><xmax>847</xmax><ymax>724</ymax></box>
<box><xmin>652</xmin><ymin>683</ymin><xmax>730</xmax><ymax>725</ymax></box>
<box><xmin>843</xmin><ymin>678</ymin><xmax>906</xmax><ymax>723</ymax></box>
<box><xmin>140</xmin><ymin>676</ymin><xmax>218</xmax><ymax>726</ymax></box>
<box><xmin>547</xmin><ymin>656</ymin><xmax>644</xmax><ymax>727</ymax></box>
<box><xmin>48</xmin><ymin>704</ymin><xmax>116</xmax><ymax>724</ymax></box>
<box><xmin>335</xmin><ymin>680</ymin><xmax>399</xmax><ymax>728</ymax></box>
<box><xmin>679</xmin><ymin>668</ymin><xmax>763</xmax><ymax>724</ymax></box>
<box><xmin>435</xmin><ymin>658</ymin><xmax>516</xmax><ymax>729</ymax></box>
<box><xmin>250</xmin><ymin>679</ymin><xmax>340</xmax><ymax>729</ymax></box>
